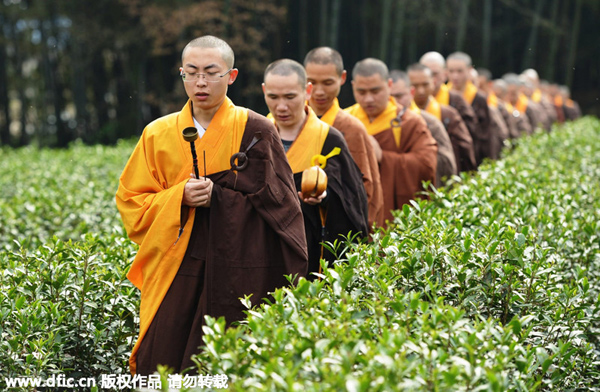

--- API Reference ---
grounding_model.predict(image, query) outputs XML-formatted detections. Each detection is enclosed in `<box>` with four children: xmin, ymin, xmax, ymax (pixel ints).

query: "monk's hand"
<box><xmin>369</xmin><ymin>135</ymin><xmax>382</xmax><ymax>162</ymax></box>
<box><xmin>298</xmin><ymin>190</ymin><xmax>327</xmax><ymax>206</ymax></box>
<box><xmin>183</xmin><ymin>175</ymin><xmax>213</xmax><ymax>207</ymax></box>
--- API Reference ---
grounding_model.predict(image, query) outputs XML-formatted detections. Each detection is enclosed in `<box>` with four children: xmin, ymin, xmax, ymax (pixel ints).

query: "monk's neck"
<box><xmin>311</xmin><ymin>103</ymin><xmax>330</xmax><ymax>117</ymax></box>
<box><xmin>279</xmin><ymin>111</ymin><xmax>307</xmax><ymax>141</ymax></box>
<box><xmin>417</xmin><ymin>98</ymin><xmax>430</xmax><ymax>110</ymax></box>
<box><xmin>192</xmin><ymin>100</ymin><xmax>224</xmax><ymax>129</ymax></box>
<box><xmin>453</xmin><ymin>83</ymin><xmax>466</xmax><ymax>93</ymax></box>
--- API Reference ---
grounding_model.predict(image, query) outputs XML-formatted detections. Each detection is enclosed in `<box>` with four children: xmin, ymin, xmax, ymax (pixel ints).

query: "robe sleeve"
<box><xmin>116</xmin><ymin>133</ymin><xmax>187</xmax><ymax>246</ymax></box>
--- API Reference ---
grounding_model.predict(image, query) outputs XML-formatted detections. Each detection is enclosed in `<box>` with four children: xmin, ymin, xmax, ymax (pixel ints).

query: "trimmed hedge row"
<box><xmin>0</xmin><ymin>118</ymin><xmax>598</xmax><ymax>391</ymax></box>
<box><xmin>193</xmin><ymin>118</ymin><xmax>600</xmax><ymax>391</ymax></box>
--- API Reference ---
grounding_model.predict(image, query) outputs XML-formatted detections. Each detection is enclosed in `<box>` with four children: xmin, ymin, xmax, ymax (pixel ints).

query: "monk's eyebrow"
<box><xmin>183</xmin><ymin>63</ymin><xmax>220</xmax><ymax>71</ymax></box>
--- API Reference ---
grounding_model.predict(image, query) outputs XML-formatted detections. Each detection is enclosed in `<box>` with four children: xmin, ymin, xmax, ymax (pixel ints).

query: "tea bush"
<box><xmin>193</xmin><ymin>118</ymin><xmax>600</xmax><ymax>391</ymax></box>
<box><xmin>1</xmin><ymin>119</ymin><xmax>599</xmax><ymax>391</ymax></box>
<box><xmin>0</xmin><ymin>140</ymin><xmax>140</xmax><ymax>388</ymax></box>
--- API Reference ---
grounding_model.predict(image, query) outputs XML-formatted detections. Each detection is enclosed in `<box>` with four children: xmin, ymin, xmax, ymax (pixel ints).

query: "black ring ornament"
<box><xmin>230</xmin><ymin>152</ymin><xmax>249</xmax><ymax>171</ymax></box>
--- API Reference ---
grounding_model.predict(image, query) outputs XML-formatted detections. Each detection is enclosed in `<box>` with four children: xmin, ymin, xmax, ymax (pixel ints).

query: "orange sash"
<box><xmin>320</xmin><ymin>98</ymin><xmax>341</xmax><ymax>126</ymax></box>
<box><xmin>424</xmin><ymin>97</ymin><xmax>442</xmax><ymax>120</ymax></box>
<box><xmin>505</xmin><ymin>102</ymin><xmax>515</xmax><ymax>114</ymax></box>
<box><xmin>345</xmin><ymin>97</ymin><xmax>402</xmax><ymax>147</ymax></box>
<box><xmin>435</xmin><ymin>84</ymin><xmax>450</xmax><ymax>106</ymax></box>
<box><xmin>487</xmin><ymin>92</ymin><xmax>498</xmax><ymax>108</ymax></box>
<box><xmin>284</xmin><ymin>106</ymin><xmax>330</xmax><ymax>174</ymax></box>
<box><xmin>554</xmin><ymin>95</ymin><xmax>564</xmax><ymax>107</ymax></box>
<box><xmin>531</xmin><ymin>89</ymin><xmax>542</xmax><ymax>103</ymax></box>
<box><xmin>448</xmin><ymin>81</ymin><xmax>478</xmax><ymax>105</ymax></box>
<box><xmin>410</xmin><ymin>100</ymin><xmax>421</xmax><ymax>114</ymax></box>
<box><xmin>515</xmin><ymin>93</ymin><xmax>529</xmax><ymax>114</ymax></box>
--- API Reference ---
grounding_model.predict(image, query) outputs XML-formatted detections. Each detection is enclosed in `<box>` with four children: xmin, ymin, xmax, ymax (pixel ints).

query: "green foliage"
<box><xmin>1</xmin><ymin>119</ymin><xmax>600</xmax><ymax>391</ymax></box>
<box><xmin>0</xmin><ymin>139</ymin><xmax>140</xmax><ymax>387</ymax></box>
<box><xmin>194</xmin><ymin>118</ymin><xmax>600</xmax><ymax>391</ymax></box>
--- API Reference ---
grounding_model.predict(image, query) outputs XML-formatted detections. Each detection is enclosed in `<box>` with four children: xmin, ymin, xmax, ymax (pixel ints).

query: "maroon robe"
<box><xmin>136</xmin><ymin>110</ymin><xmax>308</xmax><ymax>375</ymax></box>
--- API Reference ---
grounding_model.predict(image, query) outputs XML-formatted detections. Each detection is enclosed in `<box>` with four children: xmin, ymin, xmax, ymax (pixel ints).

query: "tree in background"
<box><xmin>0</xmin><ymin>0</ymin><xmax>598</xmax><ymax>147</ymax></box>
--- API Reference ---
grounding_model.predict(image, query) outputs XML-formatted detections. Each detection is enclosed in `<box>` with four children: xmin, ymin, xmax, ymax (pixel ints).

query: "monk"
<box><xmin>406</xmin><ymin>63</ymin><xmax>476</xmax><ymax>173</ymax></box>
<box><xmin>470</xmin><ymin>67</ymin><xmax>509</xmax><ymax>160</ymax></box>
<box><xmin>503</xmin><ymin>73</ymin><xmax>542</xmax><ymax>133</ymax></box>
<box><xmin>446</xmin><ymin>51</ymin><xmax>492</xmax><ymax>165</ymax></box>
<box><xmin>390</xmin><ymin>69</ymin><xmax>456</xmax><ymax>187</ymax></box>
<box><xmin>345</xmin><ymin>58</ymin><xmax>437</xmax><ymax>225</ymax></box>
<box><xmin>263</xmin><ymin>59</ymin><xmax>368</xmax><ymax>278</ymax></box>
<box><xmin>559</xmin><ymin>85</ymin><xmax>582</xmax><ymax>120</ymax></box>
<box><xmin>521</xmin><ymin>69</ymin><xmax>557</xmax><ymax>129</ymax></box>
<box><xmin>493</xmin><ymin>79</ymin><xmax>531</xmax><ymax>138</ymax></box>
<box><xmin>116</xmin><ymin>36</ymin><xmax>308</xmax><ymax>375</ymax></box>
<box><xmin>303</xmin><ymin>47</ymin><xmax>384</xmax><ymax>229</ymax></box>
<box><xmin>519</xmin><ymin>75</ymin><xmax>550</xmax><ymax>131</ymax></box>
<box><xmin>420</xmin><ymin>51</ymin><xmax>478</xmax><ymax>154</ymax></box>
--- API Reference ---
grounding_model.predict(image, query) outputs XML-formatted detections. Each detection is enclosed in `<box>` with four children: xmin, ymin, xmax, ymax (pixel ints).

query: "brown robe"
<box><xmin>529</xmin><ymin>100</ymin><xmax>549</xmax><ymax>131</ymax></box>
<box><xmin>470</xmin><ymin>92</ymin><xmax>492</xmax><ymax>165</ymax></box>
<box><xmin>439</xmin><ymin>104</ymin><xmax>477</xmax><ymax>173</ymax></box>
<box><xmin>488</xmin><ymin>105</ymin><xmax>509</xmax><ymax>160</ymax></box>
<box><xmin>449</xmin><ymin>91</ymin><xmax>478</xmax><ymax>149</ymax></box>
<box><xmin>329</xmin><ymin>109</ymin><xmax>384</xmax><ymax>228</ymax></box>
<box><xmin>497</xmin><ymin>102</ymin><xmax>520</xmax><ymax>140</ymax></box>
<box><xmin>136</xmin><ymin>110</ymin><xmax>308</xmax><ymax>375</ymax></box>
<box><xmin>539</xmin><ymin>97</ymin><xmax>558</xmax><ymax>130</ymax></box>
<box><xmin>419</xmin><ymin>110</ymin><xmax>456</xmax><ymax>187</ymax></box>
<box><xmin>374</xmin><ymin>108</ymin><xmax>437</xmax><ymax>224</ymax></box>
<box><xmin>292</xmin><ymin>127</ymin><xmax>369</xmax><ymax>276</ymax></box>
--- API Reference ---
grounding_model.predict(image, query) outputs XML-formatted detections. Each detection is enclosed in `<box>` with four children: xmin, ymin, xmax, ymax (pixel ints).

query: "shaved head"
<box><xmin>264</xmin><ymin>59</ymin><xmax>307</xmax><ymax>87</ymax></box>
<box><xmin>304</xmin><ymin>47</ymin><xmax>344</xmax><ymax>76</ymax></box>
<box><xmin>407</xmin><ymin>63</ymin><xmax>432</xmax><ymax>77</ymax></box>
<box><xmin>420</xmin><ymin>51</ymin><xmax>445</xmax><ymax>68</ymax></box>
<box><xmin>522</xmin><ymin>68</ymin><xmax>539</xmax><ymax>83</ymax></box>
<box><xmin>182</xmin><ymin>35</ymin><xmax>235</xmax><ymax>68</ymax></box>
<box><xmin>352</xmin><ymin>58</ymin><xmax>389</xmax><ymax>80</ymax></box>
<box><xmin>447</xmin><ymin>51</ymin><xmax>472</xmax><ymax>67</ymax></box>
<box><xmin>502</xmin><ymin>73</ymin><xmax>522</xmax><ymax>86</ymax></box>
<box><xmin>390</xmin><ymin>69</ymin><xmax>409</xmax><ymax>84</ymax></box>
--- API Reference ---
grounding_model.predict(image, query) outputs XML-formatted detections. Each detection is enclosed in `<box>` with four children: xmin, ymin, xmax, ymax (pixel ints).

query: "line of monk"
<box><xmin>116</xmin><ymin>35</ymin><xmax>583</xmax><ymax>376</ymax></box>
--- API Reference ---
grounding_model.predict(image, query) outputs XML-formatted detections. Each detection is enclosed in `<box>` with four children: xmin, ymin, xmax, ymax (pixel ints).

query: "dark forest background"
<box><xmin>1</xmin><ymin>0</ymin><xmax>598</xmax><ymax>148</ymax></box>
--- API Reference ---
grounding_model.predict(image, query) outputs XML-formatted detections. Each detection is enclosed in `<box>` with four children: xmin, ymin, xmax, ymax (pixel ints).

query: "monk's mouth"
<box><xmin>196</xmin><ymin>93</ymin><xmax>209</xmax><ymax>100</ymax></box>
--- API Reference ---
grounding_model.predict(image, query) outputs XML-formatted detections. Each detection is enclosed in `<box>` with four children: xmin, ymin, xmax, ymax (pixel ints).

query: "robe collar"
<box><xmin>178</xmin><ymin>97</ymin><xmax>248</xmax><ymax>176</ymax></box>
<box><xmin>424</xmin><ymin>97</ymin><xmax>442</xmax><ymax>121</ymax></box>
<box><xmin>448</xmin><ymin>81</ymin><xmax>478</xmax><ymax>105</ymax></box>
<box><xmin>487</xmin><ymin>92</ymin><xmax>498</xmax><ymax>108</ymax></box>
<box><xmin>320</xmin><ymin>98</ymin><xmax>341</xmax><ymax>126</ymax></box>
<box><xmin>515</xmin><ymin>93</ymin><xmax>529</xmax><ymax>114</ymax></box>
<box><xmin>435</xmin><ymin>84</ymin><xmax>450</xmax><ymax>106</ymax></box>
<box><xmin>275</xmin><ymin>105</ymin><xmax>331</xmax><ymax>174</ymax></box>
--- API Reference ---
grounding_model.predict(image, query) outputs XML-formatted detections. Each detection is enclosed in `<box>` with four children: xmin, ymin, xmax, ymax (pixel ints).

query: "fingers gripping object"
<box><xmin>182</xmin><ymin>127</ymin><xmax>201</xmax><ymax>179</ymax></box>
<box><xmin>300</xmin><ymin>147</ymin><xmax>341</xmax><ymax>199</ymax></box>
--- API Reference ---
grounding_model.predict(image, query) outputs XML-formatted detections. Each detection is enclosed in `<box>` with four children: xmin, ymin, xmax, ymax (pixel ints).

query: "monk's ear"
<box><xmin>261</xmin><ymin>83</ymin><xmax>266</xmax><ymax>94</ymax></box>
<box><xmin>228</xmin><ymin>68</ymin><xmax>239</xmax><ymax>85</ymax></box>
<box><xmin>387</xmin><ymin>78</ymin><xmax>393</xmax><ymax>88</ymax></box>
<box><xmin>340</xmin><ymin>70</ymin><xmax>347</xmax><ymax>86</ymax></box>
<box><xmin>410</xmin><ymin>86</ymin><xmax>416</xmax><ymax>97</ymax></box>
<box><xmin>305</xmin><ymin>82</ymin><xmax>313</xmax><ymax>99</ymax></box>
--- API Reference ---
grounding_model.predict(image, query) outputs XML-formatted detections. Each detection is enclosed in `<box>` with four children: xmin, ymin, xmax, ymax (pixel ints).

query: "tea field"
<box><xmin>1</xmin><ymin>119</ymin><xmax>599</xmax><ymax>391</ymax></box>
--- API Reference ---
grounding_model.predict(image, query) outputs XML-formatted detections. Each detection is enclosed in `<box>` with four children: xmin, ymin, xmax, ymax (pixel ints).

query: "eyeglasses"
<box><xmin>179</xmin><ymin>67</ymin><xmax>233</xmax><ymax>83</ymax></box>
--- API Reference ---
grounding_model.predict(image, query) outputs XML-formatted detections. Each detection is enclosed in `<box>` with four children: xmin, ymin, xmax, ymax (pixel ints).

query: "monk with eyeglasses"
<box><xmin>116</xmin><ymin>35</ymin><xmax>308</xmax><ymax>376</ymax></box>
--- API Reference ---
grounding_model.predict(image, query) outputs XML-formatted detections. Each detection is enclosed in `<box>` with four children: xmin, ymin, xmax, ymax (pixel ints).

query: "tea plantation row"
<box><xmin>1</xmin><ymin>118</ymin><xmax>599</xmax><ymax>391</ymax></box>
